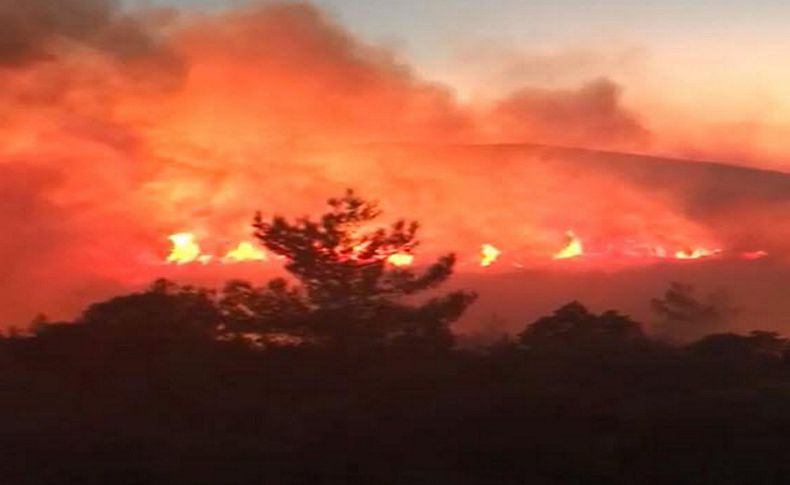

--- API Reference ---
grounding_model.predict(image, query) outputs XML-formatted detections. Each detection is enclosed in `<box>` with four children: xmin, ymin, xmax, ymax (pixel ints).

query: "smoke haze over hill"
<box><xmin>0</xmin><ymin>1</ymin><xmax>788</xmax><ymax>333</ymax></box>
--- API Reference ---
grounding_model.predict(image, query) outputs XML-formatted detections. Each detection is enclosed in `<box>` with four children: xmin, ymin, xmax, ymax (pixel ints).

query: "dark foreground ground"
<box><xmin>3</xmin><ymin>323</ymin><xmax>790</xmax><ymax>485</ymax></box>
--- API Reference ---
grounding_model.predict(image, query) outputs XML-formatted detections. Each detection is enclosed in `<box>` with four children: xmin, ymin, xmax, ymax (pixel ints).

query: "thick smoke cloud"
<box><xmin>164</xmin><ymin>2</ymin><xmax>475</xmax><ymax>144</ymax></box>
<box><xmin>490</xmin><ymin>78</ymin><xmax>650</xmax><ymax>149</ymax></box>
<box><xmin>0</xmin><ymin>1</ymin><xmax>787</xmax><ymax>333</ymax></box>
<box><xmin>0</xmin><ymin>0</ymin><xmax>180</xmax><ymax>67</ymax></box>
<box><xmin>0</xmin><ymin>0</ymin><xmax>112</xmax><ymax>65</ymax></box>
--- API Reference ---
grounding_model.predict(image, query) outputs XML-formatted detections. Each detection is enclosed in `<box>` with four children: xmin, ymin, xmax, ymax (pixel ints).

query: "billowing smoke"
<box><xmin>489</xmin><ymin>77</ymin><xmax>650</xmax><ymax>149</ymax></box>
<box><xmin>0</xmin><ymin>0</ymin><xmax>116</xmax><ymax>65</ymax></box>
<box><xmin>0</xmin><ymin>1</ymin><xmax>788</xmax><ymax>334</ymax></box>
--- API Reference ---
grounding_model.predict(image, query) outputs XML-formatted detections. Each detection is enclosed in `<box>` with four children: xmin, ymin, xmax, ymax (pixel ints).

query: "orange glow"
<box><xmin>553</xmin><ymin>231</ymin><xmax>584</xmax><ymax>260</ymax></box>
<box><xmin>387</xmin><ymin>253</ymin><xmax>415</xmax><ymax>267</ymax></box>
<box><xmin>223</xmin><ymin>242</ymin><xmax>267</xmax><ymax>263</ymax></box>
<box><xmin>2</xmin><ymin>2</ymin><xmax>786</xmax><ymax>329</ymax></box>
<box><xmin>741</xmin><ymin>250</ymin><xmax>768</xmax><ymax>260</ymax></box>
<box><xmin>350</xmin><ymin>241</ymin><xmax>372</xmax><ymax>259</ymax></box>
<box><xmin>480</xmin><ymin>244</ymin><xmax>501</xmax><ymax>267</ymax></box>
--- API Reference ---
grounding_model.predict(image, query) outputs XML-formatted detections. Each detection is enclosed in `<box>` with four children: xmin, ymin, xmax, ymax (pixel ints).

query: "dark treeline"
<box><xmin>2</xmin><ymin>192</ymin><xmax>790</xmax><ymax>485</ymax></box>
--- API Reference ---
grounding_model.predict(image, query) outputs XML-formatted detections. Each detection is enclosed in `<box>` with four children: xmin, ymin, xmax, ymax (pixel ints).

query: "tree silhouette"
<box><xmin>688</xmin><ymin>330</ymin><xmax>789</xmax><ymax>366</ymax></box>
<box><xmin>223</xmin><ymin>190</ymin><xmax>476</xmax><ymax>349</ymax></box>
<box><xmin>76</xmin><ymin>278</ymin><xmax>221</xmax><ymax>342</ymax></box>
<box><xmin>218</xmin><ymin>278</ymin><xmax>312</xmax><ymax>346</ymax></box>
<box><xmin>651</xmin><ymin>282</ymin><xmax>738</xmax><ymax>341</ymax></box>
<box><xmin>518</xmin><ymin>301</ymin><xmax>644</xmax><ymax>351</ymax></box>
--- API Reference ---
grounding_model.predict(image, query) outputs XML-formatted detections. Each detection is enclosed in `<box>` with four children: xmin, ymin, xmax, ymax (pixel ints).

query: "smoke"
<box><xmin>0</xmin><ymin>1</ymin><xmax>788</xmax><ymax>333</ymax></box>
<box><xmin>0</xmin><ymin>0</ymin><xmax>180</xmax><ymax>68</ymax></box>
<box><xmin>0</xmin><ymin>0</ymin><xmax>113</xmax><ymax>65</ymax></box>
<box><xmin>489</xmin><ymin>77</ymin><xmax>650</xmax><ymax>149</ymax></box>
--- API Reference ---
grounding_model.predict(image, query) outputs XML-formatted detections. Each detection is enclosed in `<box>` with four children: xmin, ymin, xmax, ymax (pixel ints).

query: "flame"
<box><xmin>349</xmin><ymin>240</ymin><xmax>414</xmax><ymax>266</ymax></box>
<box><xmin>166</xmin><ymin>233</ymin><xmax>208</xmax><ymax>265</ymax></box>
<box><xmin>387</xmin><ymin>253</ymin><xmax>414</xmax><ymax>266</ymax></box>
<box><xmin>166</xmin><ymin>234</ymin><xmax>415</xmax><ymax>266</ymax></box>
<box><xmin>165</xmin><ymin>231</ymin><xmax>753</xmax><ymax>268</ymax></box>
<box><xmin>674</xmin><ymin>247</ymin><xmax>720</xmax><ymax>260</ymax></box>
<box><xmin>223</xmin><ymin>241</ymin><xmax>267</xmax><ymax>263</ymax></box>
<box><xmin>168</xmin><ymin>235</ymin><xmax>269</xmax><ymax>264</ymax></box>
<box><xmin>553</xmin><ymin>230</ymin><xmax>584</xmax><ymax>260</ymax></box>
<box><xmin>480</xmin><ymin>243</ymin><xmax>501</xmax><ymax>267</ymax></box>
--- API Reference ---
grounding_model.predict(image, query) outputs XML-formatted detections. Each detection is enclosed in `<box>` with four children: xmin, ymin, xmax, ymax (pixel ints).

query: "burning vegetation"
<box><xmin>165</xmin><ymin>226</ymin><xmax>760</xmax><ymax>268</ymax></box>
<box><xmin>0</xmin><ymin>0</ymin><xmax>788</xmax><ymax>330</ymax></box>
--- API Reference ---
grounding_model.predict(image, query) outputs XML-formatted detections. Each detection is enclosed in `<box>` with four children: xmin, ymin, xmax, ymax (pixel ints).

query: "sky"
<box><xmin>133</xmin><ymin>0</ymin><xmax>790</xmax><ymax>62</ymax></box>
<box><xmin>127</xmin><ymin>0</ymin><xmax>790</xmax><ymax>61</ymax></box>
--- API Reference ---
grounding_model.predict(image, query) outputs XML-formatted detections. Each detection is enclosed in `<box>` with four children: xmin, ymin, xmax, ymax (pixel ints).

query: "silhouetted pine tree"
<box><xmin>221</xmin><ymin>190</ymin><xmax>476</xmax><ymax>350</ymax></box>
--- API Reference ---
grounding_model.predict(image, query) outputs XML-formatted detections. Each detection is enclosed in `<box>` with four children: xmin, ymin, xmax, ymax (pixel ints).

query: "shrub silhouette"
<box><xmin>651</xmin><ymin>282</ymin><xmax>738</xmax><ymax>341</ymax></box>
<box><xmin>687</xmin><ymin>330</ymin><xmax>789</xmax><ymax>367</ymax></box>
<box><xmin>518</xmin><ymin>301</ymin><xmax>644</xmax><ymax>350</ymax></box>
<box><xmin>68</xmin><ymin>279</ymin><xmax>221</xmax><ymax>343</ymax></box>
<box><xmin>5</xmin><ymin>288</ymin><xmax>790</xmax><ymax>484</ymax></box>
